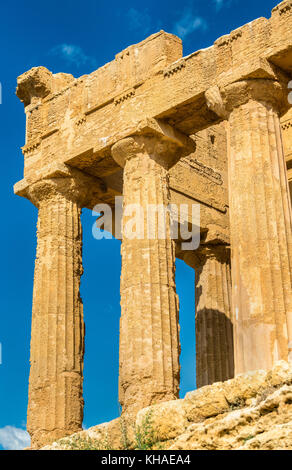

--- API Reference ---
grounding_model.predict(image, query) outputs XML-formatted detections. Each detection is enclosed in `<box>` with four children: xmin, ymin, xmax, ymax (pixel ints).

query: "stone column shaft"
<box><xmin>225</xmin><ymin>82</ymin><xmax>292</xmax><ymax>372</ymax></box>
<box><xmin>183</xmin><ymin>246</ymin><xmax>234</xmax><ymax>388</ymax></box>
<box><xmin>194</xmin><ymin>247</ymin><xmax>234</xmax><ymax>387</ymax></box>
<box><xmin>27</xmin><ymin>178</ymin><xmax>85</xmax><ymax>448</ymax></box>
<box><xmin>112</xmin><ymin>136</ymin><xmax>180</xmax><ymax>414</ymax></box>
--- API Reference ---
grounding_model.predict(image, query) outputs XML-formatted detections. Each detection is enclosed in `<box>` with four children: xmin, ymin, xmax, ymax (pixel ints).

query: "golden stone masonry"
<box><xmin>14</xmin><ymin>0</ymin><xmax>292</xmax><ymax>448</ymax></box>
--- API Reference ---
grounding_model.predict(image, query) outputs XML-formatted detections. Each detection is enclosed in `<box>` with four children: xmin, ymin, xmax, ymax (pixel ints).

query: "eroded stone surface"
<box><xmin>42</xmin><ymin>361</ymin><xmax>292</xmax><ymax>450</ymax></box>
<box><xmin>111</xmin><ymin>136</ymin><xmax>181</xmax><ymax>414</ymax></box>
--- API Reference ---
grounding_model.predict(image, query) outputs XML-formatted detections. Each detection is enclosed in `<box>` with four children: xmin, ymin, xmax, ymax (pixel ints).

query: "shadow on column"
<box><xmin>195</xmin><ymin>301</ymin><xmax>234</xmax><ymax>388</ymax></box>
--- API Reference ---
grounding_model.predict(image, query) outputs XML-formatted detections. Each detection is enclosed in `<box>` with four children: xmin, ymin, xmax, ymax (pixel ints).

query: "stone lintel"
<box><xmin>98</xmin><ymin>61</ymin><xmax>287</xmax><ymax>150</ymax></box>
<box><xmin>16</xmin><ymin>5</ymin><xmax>291</xmax><ymax>114</ymax></box>
<box><xmin>17</xmin><ymin>31</ymin><xmax>182</xmax><ymax>112</ymax></box>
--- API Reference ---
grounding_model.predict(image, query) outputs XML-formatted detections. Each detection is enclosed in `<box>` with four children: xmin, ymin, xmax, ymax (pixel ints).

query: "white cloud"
<box><xmin>173</xmin><ymin>8</ymin><xmax>208</xmax><ymax>39</ymax></box>
<box><xmin>0</xmin><ymin>426</ymin><xmax>30</xmax><ymax>450</ymax></box>
<box><xmin>213</xmin><ymin>0</ymin><xmax>234</xmax><ymax>11</ymax></box>
<box><xmin>49</xmin><ymin>44</ymin><xmax>97</xmax><ymax>68</ymax></box>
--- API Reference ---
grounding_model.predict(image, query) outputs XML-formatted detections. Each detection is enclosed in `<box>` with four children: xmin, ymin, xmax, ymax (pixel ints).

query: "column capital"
<box><xmin>111</xmin><ymin>119</ymin><xmax>196</xmax><ymax>169</ymax></box>
<box><xmin>26</xmin><ymin>177</ymin><xmax>88</xmax><ymax>208</ymax></box>
<box><xmin>205</xmin><ymin>78</ymin><xmax>290</xmax><ymax>119</ymax></box>
<box><xmin>14</xmin><ymin>164</ymin><xmax>106</xmax><ymax>209</ymax></box>
<box><xmin>182</xmin><ymin>244</ymin><xmax>230</xmax><ymax>269</ymax></box>
<box><xmin>111</xmin><ymin>135</ymin><xmax>181</xmax><ymax>170</ymax></box>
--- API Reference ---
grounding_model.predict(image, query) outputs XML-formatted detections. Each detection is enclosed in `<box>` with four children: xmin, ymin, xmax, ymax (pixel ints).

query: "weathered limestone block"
<box><xmin>21</xmin><ymin>172</ymin><xmax>99</xmax><ymax>449</ymax></box>
<box><xmin>169</xmin><ymin>384</ymin><xmax>292</xmax><ymax>450</ymax></box>
<box><xmin>206</xmin><ymin>79</ymin><xmax>292</xmax><ymax>374</ymax></box>
<box><xmin>43</xmin><ymin>361</ymin><xmax>292</xmax><ymax>451</ymax></box>
<box><xmin>265</xmin><ymin>359</ymin><xmax>292</xmax><ymax>387</ymax></box>
<box><xmin>16</xmin><ymin>67</ymin><xmax>53</xmax><ymax>107</ymax></box>
<box><xmin>184</xmin><ymin>381</ymin><xmax>229</xmax><ymax>422</ymax></box>
<box><xmin>239</xmin><ymin>423</ymin><xmax>292</xmax><ymax>450</ymax></box>
<box><xmin>183</xmin><ymin>245</ymin><xmax>234</xmax><ymax>388</ymax></box>
<box><xmin>136</xmin><ymin>400</ymin><xmax>187</xmax><ymax>441</ymax></box>
<box><xmin>111</xmin><ymin>135</ymin><xmax>181</xmax><ymax>414</ymax></box>
<box><xmin>222</xmin><ymin>370</ymin><xmax>268</xmax><ymax>408</ymax></box>
<box><xmin>220</xmin><ymin>359</ymin><xmax>292</xmax><ymax>407</ymax></box>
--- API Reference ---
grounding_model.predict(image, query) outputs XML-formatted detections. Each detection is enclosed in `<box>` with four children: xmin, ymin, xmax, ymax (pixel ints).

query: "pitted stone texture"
<box><xmin>41</xmin><ymin>416</ymin><xmax>136</xmax><ymax>451</ymax></box>
<box><xmin>42</xmin><ymin>361</ymin><xmax>292</xmax><ymax>450</ymax></box>
<box><xmin>208</xmin><ymin>79</ymin><xmax>292</xmax><ymax>372</ymax></box>
<box><xmin>230</xmin><ymin>98</ymin><xmax>292</xmax><ymax>371</ymax></box>
<box><xmin>136</xmin><ymin>400</ymin><xmax>187</xmax><ymax>441</ymax></box>
<box><xmin>206</xmin><ymin>79</ymin><xmax>290</xmax><ymax>119</ymax></box>
<box><xmin>112</xmin><ymin>136</ymin><xmax>180</xmax><ymax>414</ymax></box>
<box><xmin>27</xmin><ymin>177</ymin><xmax>88</xmax><ymax>449</ymax></box>
<box><xmin>169</xmin><ymin>385</ymin><xmax>292</xmax><ymax>450</ymax></box>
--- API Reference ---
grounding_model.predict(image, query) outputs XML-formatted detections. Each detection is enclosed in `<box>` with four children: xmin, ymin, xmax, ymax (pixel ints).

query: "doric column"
<box><xmin>24</xmin><ymin>173</ymin><xmax>94</xmax><ymax>448</ymax></box>
<box><xmin>183</xmin><ymin>246</ymin><xmax>234</xmax><ymax>388</ymax></box>
<box><xmin>206</xmin><ymin>79</ymin><xmax>292</xmax><ymax>374</ymax></box>
<box><xmin>111</xmin><ymin>135</ymin><xmax>181</xmax><ymax>414</ymax></box>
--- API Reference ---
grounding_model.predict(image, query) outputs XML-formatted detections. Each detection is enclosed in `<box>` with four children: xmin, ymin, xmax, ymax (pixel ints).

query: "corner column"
<box><xmin>112</xmin><ymin>135</ymin><xmax>181</xmax><ymax>414</ymax></box>
<box><xmin>207</xmin><ymin>79</ymin><xmax>292</xmax><ymax>373</ymax></box>
<box><xmin>25</xmin><ymin>175</ymin><xmax>89</xmax><ymax>448</ymax></box>
<box><xmin>183</xmin><ymin>245</ymin><xmax>234</xmax><ymax>388</ymax></box>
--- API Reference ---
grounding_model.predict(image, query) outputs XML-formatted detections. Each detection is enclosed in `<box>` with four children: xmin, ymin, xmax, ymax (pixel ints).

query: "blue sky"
<box><xmin>0</xmin><ymin>0</ymin><xmax>280</xmax><ymax>450</ymax></box>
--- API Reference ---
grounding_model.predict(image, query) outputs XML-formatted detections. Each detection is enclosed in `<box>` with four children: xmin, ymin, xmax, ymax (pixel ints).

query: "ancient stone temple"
<box><xmin>14</xmin><ymin>0</ymin><xmax>292</xmax><ymax>448</ymax></box>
